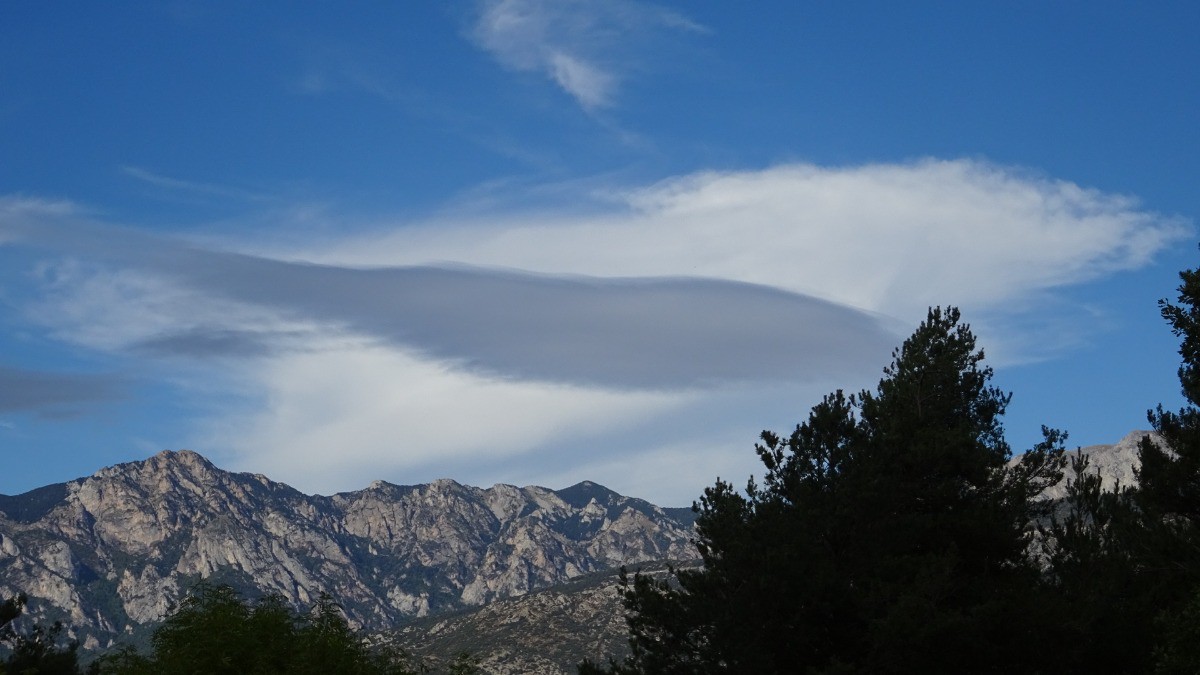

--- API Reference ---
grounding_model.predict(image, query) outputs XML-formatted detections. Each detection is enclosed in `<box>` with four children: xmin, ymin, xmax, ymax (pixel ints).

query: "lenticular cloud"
<box><xmin>325</xmin><ymin>159</ymin><xmax>1188</xmax><ymax>321</ymax></box>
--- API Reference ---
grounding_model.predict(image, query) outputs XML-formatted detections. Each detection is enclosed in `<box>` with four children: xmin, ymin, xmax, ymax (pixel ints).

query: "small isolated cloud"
<box><xmin>469</xmin><ymin>0</ymin><xmax>704</xmax><ymax>110</ymax></box>
<box><xmin>547</xmin><ymin>52</ymin><xmax>615</xmax><ymax>110</ymax></box>
<box><xmin>0</xmin><ymin>197</ymin><xmax>82</xmax><ymax>239</ymax></box>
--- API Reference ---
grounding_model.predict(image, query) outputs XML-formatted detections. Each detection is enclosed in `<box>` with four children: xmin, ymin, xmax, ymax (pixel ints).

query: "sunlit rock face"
<box><xmin>0</xmin><ymin>452</ymin><xmax>697</xmax><ymax>648</ymax></box>
<box><xmin>1009</xmin><ymin>429</ymin><xmax>1162</xmax><ymax>504</ymax></box>
<box><xmin>1012</xmin><ymin>429</ymin><xmax>1165</xmax><ymax>567</ymax></box>
<box><xmin>1033</xmin><ymin>430</ymin><xmax>1160</xmax><ymax>501</ymax></box>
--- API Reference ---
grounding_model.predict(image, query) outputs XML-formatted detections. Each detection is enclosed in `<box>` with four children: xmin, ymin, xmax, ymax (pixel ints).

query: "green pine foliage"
<box><xmin>584</xmin><ymin>307</ymin><xmax>1067</xmax><ymax>674</ymax></box>
<box><xmin>96</xmin><ymin>584</ymin><xmax>422</xmax><ymax>675</ymax></box>
<box><xmin>1</xmin><ymin>592</ymin><xmax>91</xmax><ymax>675</ymax></box>
<box><xmin>1037</xmin><ymin>257</ymin><xmax>1200</xmax><ymax>673</ymax></box>
<box><xmin>1138</xmin><ymin>262</ymin><xmax>1200</xmax><ymax>672</ymax></box>
<box><xmin>1039</xmin><ymin>449</ymin><xmax>1152</xmax><ymax>673</ymax></box>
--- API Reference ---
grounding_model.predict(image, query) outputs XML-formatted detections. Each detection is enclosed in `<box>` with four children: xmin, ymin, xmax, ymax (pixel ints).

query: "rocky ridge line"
<box><xmin>0</xmin><ymin>451</ymin><xmax>696</xmax><ymax>650</ymax></box>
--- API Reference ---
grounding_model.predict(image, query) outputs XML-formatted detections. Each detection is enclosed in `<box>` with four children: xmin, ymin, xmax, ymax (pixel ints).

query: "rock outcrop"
<box><xmin>1030</xmin><ymin>429</ymin><xmax>1162</xmax><ymax>501</ymax></box>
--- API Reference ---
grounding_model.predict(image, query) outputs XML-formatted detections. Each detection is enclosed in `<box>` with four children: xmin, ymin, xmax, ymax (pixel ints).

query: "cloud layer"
<box><xmin>6</xmin><ymin>223</ymin><xmax>896</xmax><ymax>390</ymax></box>
<box><xmin>0</xmin><ymin>366</ymin><xmax>124</xmax><ymax>418</ymax></box>
<box><xmin>0</xmin><ymin>159</ymin><xmax>1189</xmax><ymax>501</ymax></box>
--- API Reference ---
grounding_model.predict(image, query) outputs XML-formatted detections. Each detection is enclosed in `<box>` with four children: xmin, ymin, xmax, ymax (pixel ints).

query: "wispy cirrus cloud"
<box><xmin>121</xmin><ymin>166</ymin><xmax>271</xmax><ymax>203</ymax></box>
<box><xmin>469</xmin><ymin>0</ymin><xmax>706</xmax><ymax>111</ymax></box>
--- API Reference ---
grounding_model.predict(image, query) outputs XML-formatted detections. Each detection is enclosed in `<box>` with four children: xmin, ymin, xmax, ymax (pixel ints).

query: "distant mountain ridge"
<box><xmin>0</xmin><ymin>450</ymin><xmax>697</xmax><ymax>651</ymax></box>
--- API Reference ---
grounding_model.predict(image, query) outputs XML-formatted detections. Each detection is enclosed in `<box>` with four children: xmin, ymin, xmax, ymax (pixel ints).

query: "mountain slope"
<box><xmin>0</xmin><ymin>451</ymin><xmax>696</xmax><ymax>650</ymax></box>
<box><xmin>379</xmin><ymin>562</ymin><xmax>694</xmax><ymax>675</ymax></box>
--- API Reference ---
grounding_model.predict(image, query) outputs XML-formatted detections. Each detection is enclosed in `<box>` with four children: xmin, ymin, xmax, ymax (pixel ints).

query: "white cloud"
<box><xmin>547</xmin><ymin>51</ymin><xmax>615</xmax><ymax>110</ymax></box>
<box><xmin>24</xmin><ymin>261</ymin><xmax>325</xmax><ymax>355</ymax></box>
<box><xmin>314</xmin><ymin>159</ymin><xmax>1189</xmax><ymax>322</ymax></box>
<box><xmin>469</xmin><ymin>0</ymin><xmax>703</xmax><ymax>110</ymax></box>
<box><xmin>206</xmin><ymin>344</ymin><xmax>693</xmax><ymax>495</ymax></box>
<box><xmin>0</xmin><ymin>196</ymin><xmax>82</xmax><ymax>243</ymax></box>
<box><xmin>9</xmin><ymin>229</ymin><xmax>891</xmax><ymax>503</ymax></box>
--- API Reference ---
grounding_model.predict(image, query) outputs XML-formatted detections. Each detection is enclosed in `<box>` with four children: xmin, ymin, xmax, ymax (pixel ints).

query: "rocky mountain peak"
<box><xmin>83</xmin><ymin>449</ymin><xmax>228</xmax><ymax>502</ymax></box>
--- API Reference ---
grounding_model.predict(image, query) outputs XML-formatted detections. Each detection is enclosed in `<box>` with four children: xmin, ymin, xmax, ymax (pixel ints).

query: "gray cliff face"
<box><xmin>0</xmin><ymin>451</ymin><xmax>697</xmax><ymax>649</ymax></box>
<box><xmin>1032</xmin><ymin>429</ymin><xmax>1162</xmax><ymax>501</ymax></box>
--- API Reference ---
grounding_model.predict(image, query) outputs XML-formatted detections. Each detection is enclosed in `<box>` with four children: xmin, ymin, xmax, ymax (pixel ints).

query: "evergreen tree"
<box><xmin>583</xmin><ymin>307</ymin><xmax>1064</xmax><ymax>674</ymax></box>
<box><xmin>97</xmin><ymin>584</ymin><xmax>421</xmax><ymax>675</ymax></box>
<box><xmin>984</xmin><ymin>254</ymin><xmax>1200</xmax><ymax>673</ymax></box>
<box><xmin>1139</xmin><ymin>261</ymin><xmax>1200</xmax><ymax>564</ymax></box>
<box><xmin>1</xmin><ymin>592</ymin><xmax>89</xmax><ymax>675</ymax></box>
<box><xmin>1039</xmin><ymin>450</ymin><xmax>1150</xmax><ymax>673</ymax></box>
<box><xmin>1138</xmin><ymin>260</ymin><xmax>1200</xmax><ymax>673</ymax></box>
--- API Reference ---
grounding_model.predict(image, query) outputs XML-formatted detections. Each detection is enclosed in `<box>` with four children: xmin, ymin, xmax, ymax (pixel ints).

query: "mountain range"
<box><xmin>0</xmin><ymin>450</ymin><xmax>696</xmax><ymax>653</ymax></box>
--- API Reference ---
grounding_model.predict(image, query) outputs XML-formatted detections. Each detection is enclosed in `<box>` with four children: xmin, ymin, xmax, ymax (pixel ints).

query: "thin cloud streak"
<box><xmin>121</xmin><ymin>166</ymin><xmax>272</xmax><ymax>203</ymax></box>
<box><xmin>0</xmin><ymin>365</ymin><xmax>125</xmax><ymax>417</ymax></box>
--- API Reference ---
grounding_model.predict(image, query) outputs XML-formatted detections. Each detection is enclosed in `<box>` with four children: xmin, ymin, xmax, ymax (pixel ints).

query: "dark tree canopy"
<box><xmin>1036</xmin><ymin>253</ymin><xmax>1200</xmax><ymax>674</ymax></box>
<box><xmin>1140</xmin><ymin>262</ymin><xmax>1200</xmax><ymax>545</ymax></box>
<box><xmin>1</xmin><ymin>592</ymin><xmax>89</xmax><ymax>675</ymax></box>
<box><xmin>583</xmin><ymin>307</ymin><xmax>1066</xmax><ymax>674</ymax></box>
<box><xmin>1137</xmin><ymin>261</ymin><xmax>1200</xmax><ymax>673</ymax></box>
<box><xmin>97</xmin><ymin>584</ymin><xmax>420</xmax><ymax>675</ymax></box>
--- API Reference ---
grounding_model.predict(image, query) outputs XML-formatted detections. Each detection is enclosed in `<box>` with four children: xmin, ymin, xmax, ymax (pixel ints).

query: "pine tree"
<box><xmin>1000</xmin><ymin>253</ymin><xmax>1200</xmax><ymax>674</ymax></box>
<box><xmin>1138</xmin><ymin>260</ymin><xmax>1200</xmax><ymax>673</ymax></box>
<box><xmin>583</xmin><ymin>307</ymin><xmax>1064</xmax><ymax>674</ymax></box>
<box><xmin>1040</xmin><ymin>449</ymin><xmax>1150</xmax><ymax>673</ymax></box>
<box><xmin>1140</xmin><ymin>261</ymin><xmax>1200</xmax><ymax>558</ymax></box>
<box><xmin>0</xmin><ymin>593</ymin><xmax>89</xmax><ymax>675</ymax></box>
<box><xmin>97</xmin><ymin>584</ymin><xmax>422</xmax><ymax>675</ymax></box>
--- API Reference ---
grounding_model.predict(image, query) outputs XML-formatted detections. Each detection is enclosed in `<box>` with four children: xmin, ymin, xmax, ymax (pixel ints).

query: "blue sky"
<box><xmin>1</xmin><ymin>2</ymin><xmax>1197</xmax><ymax>505</ymax></box>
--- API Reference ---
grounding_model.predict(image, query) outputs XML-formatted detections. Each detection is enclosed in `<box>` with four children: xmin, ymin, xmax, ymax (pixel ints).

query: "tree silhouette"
<box><xmin>584</xmin><ymin>307</ymin><xmax>1065</xmax><ymax>674</ymax></box>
